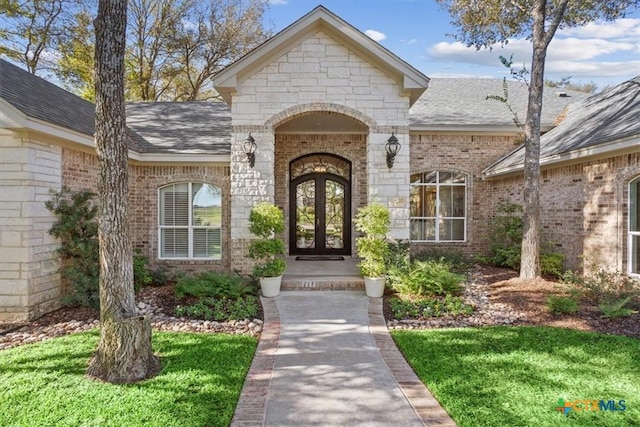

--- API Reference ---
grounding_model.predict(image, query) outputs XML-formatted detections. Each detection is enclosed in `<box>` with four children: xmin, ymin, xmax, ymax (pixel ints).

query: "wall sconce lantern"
<box><xmin>243</xmin><ymin>132</ymin><xmax>257</xmax><ymax>168</ymax></box>
<box><xmin>385</xmin><ymin>132</ymin><xmax>400</xmax><ymax>169</ymax></box>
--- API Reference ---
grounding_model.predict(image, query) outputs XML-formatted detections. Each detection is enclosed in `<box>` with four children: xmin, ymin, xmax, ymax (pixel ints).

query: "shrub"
<box><xmin>546</xmin><ymin>294</ymin><xmax>579</xmax><ymax>315</ymax></box>
<box><xmin>488</xmin><ymin>201</ymin><xmax>523</xmax><ymax>269</ymax></box>
<box><xmin>540</xmin><ymin>252</ymin><xmax>565</xmax><ymax>279</ymax></box>
<box><xmin>45</xmin><ymin>187</ymin><xmax>100</xmax><ymax>308</ymax></box>
<box><xmin>413</xmin><ymin>249</ymin><xmax>471</xmax><ymax>274</ymax></box>
<box><xmin>176</xmin><ymin>296</ymin><xmax>259</xmax><ymax>321</ymax></box>
<box><xmin>175</xmin><ymin>271</ymin><xmax>255</xmax><ymax>300</ymax></box>
<box><xmin>133</xmin><ymin>249</ymin><xmax>153</xmax><ymax>291</ymax></box>
<box><xmin>598</xmin><ymin>296</ymin><xmax>638</xmax><ymax>319</ymax></box>
<box><xmin>355</xmin><ymin>203</ymin><xmax>390</xmax><ymax>278</ymax></box>
<box><xmin>389</xmin><ymin>259</ymin><xmax>465</xmax><ymax>297</ymax></box>
<box><xmin>248</xmin><ymin>202</ymin><xmax>286</xmax><ymax>278</ymax></box>
<box><xmin>388</xmin><ymin>295</ymin><xmax>473</xmax><ymax>319</ymax></box>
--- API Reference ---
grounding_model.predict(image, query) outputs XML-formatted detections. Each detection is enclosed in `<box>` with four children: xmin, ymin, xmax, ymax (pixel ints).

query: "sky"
<box><xmin>264</xmin><ymin>0</ymin><xmax>640</xmax><ymax>88</ymax></box>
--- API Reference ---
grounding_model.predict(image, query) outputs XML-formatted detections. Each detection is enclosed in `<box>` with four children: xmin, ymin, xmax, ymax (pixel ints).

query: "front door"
<box><xmin>290</xmin><ymin>154</ymin><xmax>351</xmax><ymax>255</ymax></box>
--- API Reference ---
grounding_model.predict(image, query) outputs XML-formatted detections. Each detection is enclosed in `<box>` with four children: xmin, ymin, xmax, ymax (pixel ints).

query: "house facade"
<box><xmin>0</xmin><ymin>6</ymin><xmax>638</xmax><ymax>321</ymax></box>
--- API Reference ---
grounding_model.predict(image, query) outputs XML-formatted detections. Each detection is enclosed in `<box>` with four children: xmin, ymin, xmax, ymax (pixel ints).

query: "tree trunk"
<box><xmin>87</xmin><ymin>0</ymin><xmax>159</xmax><ymax>383</ymax></box>
<box><xmin>520</xmin><ymin>0</ymin><xmax>546</xmax><ymax>279</ymax></box>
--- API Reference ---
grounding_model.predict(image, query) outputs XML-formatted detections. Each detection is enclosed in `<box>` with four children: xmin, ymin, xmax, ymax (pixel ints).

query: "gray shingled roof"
<box><xmin>0</xmin><ymin>59</ymin><xmax>95</xmax><ymax>136</ymax></box>
<box><xmin>485</xmin><ymin>76</ymin><xmax>640</xmax><ymax>176</ymax></box>
<box><xmin>125</xmin><ymin>102</ymin><xmax>231</xmax><ymax>154</ymax></box>
<box><xmin>409</xmin><ymin>78</ymin><xmax>588</xmax><ymax>128</ymax></box>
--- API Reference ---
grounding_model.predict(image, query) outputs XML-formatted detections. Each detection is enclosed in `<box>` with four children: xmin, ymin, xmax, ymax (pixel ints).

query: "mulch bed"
<box><xmin>3</xmin><ymin>266</ymin><xmax>639</xmax><ymax>339</ymax></box>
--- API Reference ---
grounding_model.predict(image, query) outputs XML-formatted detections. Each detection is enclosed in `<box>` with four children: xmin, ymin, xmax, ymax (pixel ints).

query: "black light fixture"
<box><xmin>243</xmin><ymin>132</ymin><xmax>257</xmax><ymax>168</ymax></box>
<box><xmin>385</xmin><ymin>132</ymin><xmax>400</xmax><ymax>169</ymax></box>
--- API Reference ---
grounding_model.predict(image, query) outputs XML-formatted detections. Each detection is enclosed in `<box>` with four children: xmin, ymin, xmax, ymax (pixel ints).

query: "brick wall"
<box><xmin>0</xmin><ymin>131</ymin><xmax>62</xmax><ymax>320</ymax></box>
<box><xmin>409</xmin><ymin>133</ymin><xmax>518</xmax><ymax>256</ymax></box>
<box><xmin>489</xmin><ymin>152</ymin><xmax>640</xmax><ymax>273</ymax></box>
<box><xmin>62</xmin><ymin>148</ymin><xmax>232</xmax><ymax>275</ymax></box>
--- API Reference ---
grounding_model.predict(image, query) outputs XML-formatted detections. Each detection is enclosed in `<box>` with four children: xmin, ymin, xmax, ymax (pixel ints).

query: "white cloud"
<box><xmin>365</xmin><ymin>29</ymin><xmax>386</xmax><ymax>42</ymax></box>
<box><xmin>401</xmin><ymin>38</ymin><xmax>418</xmax><ymax>45</ymax></box>
<box><xmin>558</xmin><ymin>18</ymin><xmax>640</xmax><ymax>40</ymax></box>
<box><xmin>268</xmin><ymin>0</ymin><xmax>287</xmax><ymax>5</ymax></box>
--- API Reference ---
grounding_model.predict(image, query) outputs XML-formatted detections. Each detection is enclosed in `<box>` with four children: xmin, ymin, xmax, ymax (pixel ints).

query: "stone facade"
<box><xmin>489</xmin><ymin>152</ymin><xmax>640</xmax><ymax>273</ymax></box>
<box><xmin>0</xmin><ymin>131</ymin><xmax>62</xmax><ymax>320</ymax></box>
<box><xmin>228</xmin><ymin>30</ymin><xmax>413</xmax><ymax>272</ymax></box>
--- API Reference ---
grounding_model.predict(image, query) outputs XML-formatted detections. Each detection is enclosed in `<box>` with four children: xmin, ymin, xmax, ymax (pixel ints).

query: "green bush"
<box><xmin>389</xmin><ymin>259</ymin><xmax>465</xmax><ymax>297</ymax></box>
<box><xmin>413</xmin><ymin>249</ymin><xmax>471</xmax><ymax>274</ymax></box>
<box><xmin>488</xmin><ymin>201</ymin><xmax>523</xmax><ymax>269</ymax></box>
<box><xmin>540</xmin><ymin>252</ymin><xmax>565</xmax><ymax>278</ymax></box>
<box><xmin>176</xmin><ymin>296</ymin><xmax>259</xmax><ymax>321</ymax></box>
<box><xmin>598</xmin><ymin>296</ymin><xmax>638</xmax><ymax>319</ymax></box>
<box><xmin>389</xmin><ymin>295</ymin><xmax>473</xmax><ymax>319</ymax></box>
<box><xmin>248</xmin><ymin>202</ymin><xmax>286</xmax><ymax>278</ymax></box>
<box><xmin>175</xmin><ymin>271</ymin><xmax>255</xmax><ymax>300</ymax></box>
<box><xmin>45</xmin><ymin>187</ymin><xmax>100</xmax><ymax>308</ymax></box>
<box><xmin>546</xmin><ymin>294</ymin><xmax>579</xmax><ymax>315</ymax></box>
<box><xmin>133</xmin><ymin>249</ymin><xmax>153</xmax><ymax>291</ymax></box>
<box><xmin>355</xmin><ymin>203</ymin><xmax>390</xmax><ymax>278</ymax></box>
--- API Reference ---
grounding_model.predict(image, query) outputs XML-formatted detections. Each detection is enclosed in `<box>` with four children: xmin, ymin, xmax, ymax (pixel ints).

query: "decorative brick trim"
<box><xmin>264</xmin><ymin>102</ymin><xmax>376</xmax><ymax>129</ymax></box>
<box><xmin>368</xmin><ymin>297</ymin><xmax>457</xmax><ymax>427</ymax></box>
<box><xmin>230</xmin><ymin>297</ymin><xmax>280</xmax><ymax>427</ymax></box>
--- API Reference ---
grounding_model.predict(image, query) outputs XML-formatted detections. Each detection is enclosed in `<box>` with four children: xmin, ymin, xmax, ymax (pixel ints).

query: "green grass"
<box><xmin>392</xmin><ymin>326</ymin><xmax>640</xmax><ymax>427</ymax></box>
<box><xmin>0</xmin><ymin>331</ymin><xmax>257</xmax><ymax>427</ymax></box>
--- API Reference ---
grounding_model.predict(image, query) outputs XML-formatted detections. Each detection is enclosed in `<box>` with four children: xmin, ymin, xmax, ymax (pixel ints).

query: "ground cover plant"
<box><xmin>0</xmin><ymin>331</ymin><xmax>257</xmax><ymax>427</ymax></box>
<box><xmin>174</xmin><ymin>271</ymin><xmax>259</xmax><ymax>321</ymax></box>
<box><xmin>393</xmin><ymin>326</ymin><xmax>640</xmax><ymax>427</ymax></box>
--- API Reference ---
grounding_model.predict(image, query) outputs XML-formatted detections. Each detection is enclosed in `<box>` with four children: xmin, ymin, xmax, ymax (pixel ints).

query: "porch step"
<box><xmin>281</xmin><ymin>275</ymin><xmax>364</xmax><ymax>291</ymax></box>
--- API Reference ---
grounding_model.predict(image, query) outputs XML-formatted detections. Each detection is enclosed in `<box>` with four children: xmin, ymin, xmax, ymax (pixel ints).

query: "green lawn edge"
<box><xmin>392</xmin><ymin>325</ymin><xmax>640</xmax><ymax>427</ymax></box>
<box><xmin>0</xmin><ymin>331</ymin><xmax>258</xmax><ymax>427</ymax></box>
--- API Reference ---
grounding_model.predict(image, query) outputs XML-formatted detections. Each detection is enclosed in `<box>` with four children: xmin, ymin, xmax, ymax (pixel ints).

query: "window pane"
<box><xmin>160</xmin><ymin>183</ymin><xmax>189</xmax><ymax>226</ymax></box>
<box><xmin>631</xmin><ymin>178</ymin><xmax>639</xmax><ymax>232</ymax></box>
<box><xmin>161</xmin><ymin>228</ymin><xmax>188</xmax><ymax>257</ymax></box>
<box><xmin>423</xmin><ymin>171</ymin><xmax>437</xmax><ymax>183</ymax></box>
<box><xmin>193</xmin><ymin>184</ymin><xmax>222</xmax><ymax>227</ymax></box>
<box><xmin>452</xmin><ymin>186</ymin><xmax>465</xmax><ymax>217</ymax></box>
<box><xmin>439</xmin><ymin>219</ymin><xmax>465</xmax><ymax>241</ymax></box>
<box><xmin>193</xmin><ymin>228</ymin><xmax>221</xmax><ymax>258</ymax></box>
<box><xmin>439</xmin><ymin>186</ymin><xmax>452</xmax><ymax>216</ymax></box>
<box><xmin>452</xmin><ymin>173</ymin><xmax>466</xmax><ymax>184</ymax></box>
<box><xmin>410</xmin><ymin>218</ymin><xmax>435</xmax><ymax>241</ymax></box>
<box><xmin>631</xmin><ymin>235</ymin><xmax>639</xmax><ymax>274</ymax></box>
<box><xmin>423</xmin><ymin>186</ymin><xmax>437</xmax><ymax>217</ymax></box>
<box><xmin>439</xmin><ymin>172</ymin><xmax>452</xmax><ymax>183</ymax></box>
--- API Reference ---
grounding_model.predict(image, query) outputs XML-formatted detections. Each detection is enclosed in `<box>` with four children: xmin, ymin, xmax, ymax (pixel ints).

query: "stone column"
<box><xmin>230</xmin><ymin>128</ymin><xmax>275</xmax><ymax>273</ymax></box>
<box><xmin>366</xmin><ymin>130</ymin><xmax>410</xmax><ymax>241</ymax></box>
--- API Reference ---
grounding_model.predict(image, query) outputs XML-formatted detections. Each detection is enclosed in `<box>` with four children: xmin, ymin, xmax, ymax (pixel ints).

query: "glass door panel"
<box><xmin>325</xmin><ymin>180</ymin><xmax>344</xmax><ymax>249</ymax></box>
<box><xmin>295</xmin><ymin>180</ymin><xmax>316</xmax><ymax>249</ymax></box>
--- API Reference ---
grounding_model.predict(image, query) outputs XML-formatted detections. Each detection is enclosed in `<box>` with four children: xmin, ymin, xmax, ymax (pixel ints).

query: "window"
<box><xmin>629</xmin><ymin>176</ymin><xmax>640</xmax><ymax>277</ymax></box>
<box><xmin>159</xmin><ymin>183</ymin><xmax>222</xmax><ymax>259</ymax></box>
<box><xmin>410</xmin><ymin>171</ymin><xmax>466</xmax><ymax>242</ymax></box>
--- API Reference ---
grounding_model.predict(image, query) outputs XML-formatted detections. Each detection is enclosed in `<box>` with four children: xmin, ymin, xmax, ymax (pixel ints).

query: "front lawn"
<box><xmin>392</xmin><ymin>326</ymin><xmax>640</xmax><ymax>426</ymax></box>
<box><xmin>0</xmin><ymin>331</ymin><xmax>257</xmax><ymax>427</ymax></box>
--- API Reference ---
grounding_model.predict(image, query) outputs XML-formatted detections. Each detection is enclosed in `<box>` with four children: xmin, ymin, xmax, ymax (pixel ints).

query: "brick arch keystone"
<box><xmin>264</xmin><ymin>103</ymin><xmax>376</xmax><ymax>130</ymax></box>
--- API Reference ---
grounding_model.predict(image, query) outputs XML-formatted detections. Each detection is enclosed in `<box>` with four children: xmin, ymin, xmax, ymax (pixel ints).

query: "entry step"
<box><xmin>281</xmin><ymin>275</ymin><xmax>364</xmax><ymax>291</ymax></box>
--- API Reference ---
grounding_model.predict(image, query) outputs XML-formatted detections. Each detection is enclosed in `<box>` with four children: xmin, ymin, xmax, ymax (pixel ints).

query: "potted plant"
<box><xmin>248</xmin><ymin>202</ymin><xmax>286</xmax><ymax>297</ymax></box>
<box><xmin>355</xmin><ymin>202</ymin><xmax>390</xmax><ymax>297</ymax></box>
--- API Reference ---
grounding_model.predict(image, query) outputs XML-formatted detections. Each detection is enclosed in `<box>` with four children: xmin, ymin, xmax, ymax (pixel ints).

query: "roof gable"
<box><xmin>213</xmin><ymin>6</ymin><xmax>429</xmax><ymax>106</ymax></box>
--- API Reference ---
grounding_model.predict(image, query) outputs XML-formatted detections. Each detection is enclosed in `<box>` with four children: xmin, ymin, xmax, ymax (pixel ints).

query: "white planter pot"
<box><xmin>259</xmin><ymin>275</ymin><xmax>282</xmax><ymax>298</ymax></box>
<box><xmin>364</xmin><ymin>276</ymin><xmax>385</xmax><ymax>298</ymax></box>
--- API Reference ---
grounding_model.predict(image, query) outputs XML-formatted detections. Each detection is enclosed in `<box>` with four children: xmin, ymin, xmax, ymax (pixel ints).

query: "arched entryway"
<box><xmin>289</xmin><ymin>154</ymin><xmax>351</xmax><ymax>256</ymax></box>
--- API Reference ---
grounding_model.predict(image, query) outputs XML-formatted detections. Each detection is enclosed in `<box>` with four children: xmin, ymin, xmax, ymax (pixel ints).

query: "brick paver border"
<box><xmin>230</xmin><ymin>296</ymin><xmax>280</xmax><ymax>427</ymax></box>
<box><xmin>231</xmin><ymin>294</ymin><xmax>456</xmax><ymax>426</ymax></box>
<box><xmin>368</xmin><ymin>298</ymin><xmax>457</xmax><ymax>427</ymax></box>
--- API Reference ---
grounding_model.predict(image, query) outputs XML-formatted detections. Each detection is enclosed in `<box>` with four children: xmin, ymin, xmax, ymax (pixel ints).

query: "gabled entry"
<box><xmin>289</xmin><ymin>154</ymin><xmax>351</xmax><ymax>255</ymax></box>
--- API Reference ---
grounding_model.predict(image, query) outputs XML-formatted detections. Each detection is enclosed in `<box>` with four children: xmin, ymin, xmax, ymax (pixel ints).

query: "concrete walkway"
<box><xmin>231</xmin><ymin>292</ymin><xmax>456</xmax><ymax>427</ymax></box>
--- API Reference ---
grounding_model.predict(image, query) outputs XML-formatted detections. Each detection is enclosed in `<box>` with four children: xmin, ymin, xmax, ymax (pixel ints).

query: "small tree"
<box><xmin>248</xmin><ymin>202</ymin><xmax>286</xmax><ymax>278</ymax></box>
<box><xmin>45</xmin><ymin>187</ymin><xmax>99</xmax><ymax>308</ymax></box>
<box><xmin>355</xmin><ymin>203</ymin><xmax>390</xmax><ymax>278</ymax></box>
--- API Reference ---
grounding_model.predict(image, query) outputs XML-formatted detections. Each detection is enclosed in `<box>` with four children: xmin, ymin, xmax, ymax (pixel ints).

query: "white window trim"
<box><xmin>628</xmin><ymin>176</ymin><xmax>639</xmax><ymax>278</ymax></box>
<box><xmin>410</xmin><ymin>171</ymin><xmax>468</xmax><ymax>243</ymax></box>
<box><xmin>158</xmin><ymin>182</ymin><xmax>222</xmax><ymax>260</ymax></box>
